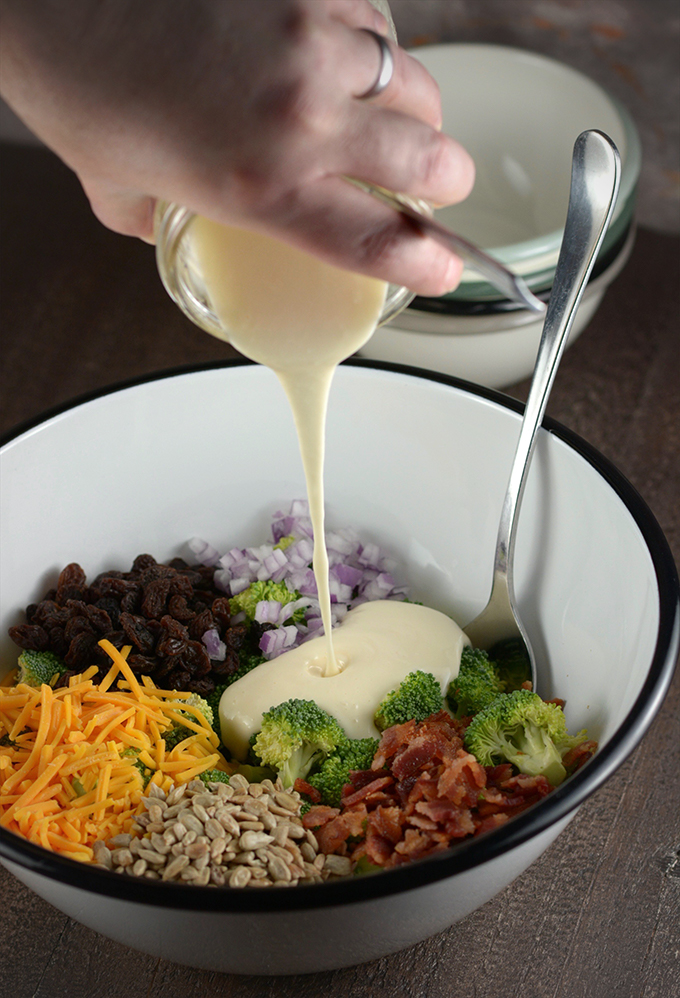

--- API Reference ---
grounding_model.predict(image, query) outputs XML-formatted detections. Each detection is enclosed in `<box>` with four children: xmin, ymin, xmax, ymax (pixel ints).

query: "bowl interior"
<box><xmin>0</xmin><ymin>363</ymin><xmax>662</xmax><ymax>754</ymax></box>
<box><xmin>410</xmin><ymin>44</ymin><xmax>640</xmax><ymax>293</ymax></box>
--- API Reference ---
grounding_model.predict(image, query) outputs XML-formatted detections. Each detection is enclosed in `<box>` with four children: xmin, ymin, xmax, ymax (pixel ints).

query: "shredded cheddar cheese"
<box><xmin>0</xmin><ymin>640</ymin><xmax>233</xmax><ymax>862</ymax></box>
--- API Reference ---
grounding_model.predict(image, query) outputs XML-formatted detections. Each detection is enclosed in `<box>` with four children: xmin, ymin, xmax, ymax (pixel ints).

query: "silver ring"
<box><xmin>357</xmin><ymin>29</ymin><xmax>394</xmax><ymax>100</ymax></box>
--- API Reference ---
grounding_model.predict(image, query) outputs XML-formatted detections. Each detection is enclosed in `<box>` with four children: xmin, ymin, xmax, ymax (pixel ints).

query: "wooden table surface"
<box><xmin>1</xmin><ymin>133</ymin><xmax>679</xmax><ymax>998</ymax></box>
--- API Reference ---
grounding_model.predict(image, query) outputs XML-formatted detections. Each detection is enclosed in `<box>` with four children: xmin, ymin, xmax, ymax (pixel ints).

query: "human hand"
<box><xmin>0</xmin><ymin>0</ymin><xmax>474</xmax><ymax>295</ymax></box>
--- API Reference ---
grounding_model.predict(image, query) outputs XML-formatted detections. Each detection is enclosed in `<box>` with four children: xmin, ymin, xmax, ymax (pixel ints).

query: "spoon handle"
<box><xmin>493</xmin><ymin>130</ymin><xmax>621</xmax><ymax>596</ymax></box>
<box><xmin>344</xmin><ymin>177</ymin><xmax>547</xmax><ymax>313</ymax></box>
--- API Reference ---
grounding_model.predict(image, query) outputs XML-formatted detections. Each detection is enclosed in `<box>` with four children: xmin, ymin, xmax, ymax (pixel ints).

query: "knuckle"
<box><xmin>416</xmin><ymin>132</ymin><xmax>454</xmax><ymax>190</ymax></box>
<box><xmin>355</xmin><ymin>219</ymin><xmax>407</xmax><ymax>271</ymax></box>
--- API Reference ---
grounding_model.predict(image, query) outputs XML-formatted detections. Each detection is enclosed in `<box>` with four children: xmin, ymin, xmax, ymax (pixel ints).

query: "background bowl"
<box><xmin>358</xmin><ymin>43</ymin><xmax>642</xmax><ymax>389</ymax></box>
<box><xmin>0</xmin><ymin>361</ymin><xmax>677</xmax><ymax>975</ymax></box>
<box><xmin>414</xmin><ymin>43</ymin><xmax>641</xmax><ymax>302</ymax></box>
<box><xmin>360</xmin><ymin>222</ymin><xmax>635</xmax><ymax>388</ymax></box>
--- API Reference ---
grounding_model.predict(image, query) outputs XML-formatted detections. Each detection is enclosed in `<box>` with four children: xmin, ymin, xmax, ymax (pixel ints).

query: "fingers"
<box><xmin>79</xmin><ymin>175</ymin><xmax>156</xmax><ymax>242</ymax></box>
<box><xmin>347</xmin><ymin>29</ymin><xmax>443</xmax><ymax>131</ymax></box>
<box><xmin>324</xmin><ymin>0</ymin><xmax>389</xmax><ymax>34</ymax></box>
<box><xmin>263</xmin><ymin>174</ymin><xmax>465</xmax><ymax>296</ymax></box>
<box><xmin>337</xmin><ymin>105</ymin><xmax>475</xmax><ymax>208</ymax></box>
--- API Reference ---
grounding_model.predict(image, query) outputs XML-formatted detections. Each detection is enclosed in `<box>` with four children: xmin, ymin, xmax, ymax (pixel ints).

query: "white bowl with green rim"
<box><xmin>410</xmin><ymin>43</ymin><xmax>640</xmax><ymax>304</ymax></box>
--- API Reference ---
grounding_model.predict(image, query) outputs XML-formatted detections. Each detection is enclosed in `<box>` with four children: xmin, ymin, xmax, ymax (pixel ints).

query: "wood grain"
<box><xmin>1</xmin><ymin>143</ymin><xmax>678</xmax><ymax>998</ymax></box>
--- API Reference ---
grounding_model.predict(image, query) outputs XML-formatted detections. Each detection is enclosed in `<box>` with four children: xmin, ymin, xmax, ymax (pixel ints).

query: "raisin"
<box><xmin>167</xmin><ymin>668</ymin><xmax>192</xmax><ymax>690</ymax></box>
<box><xmin>132</xmin><ymin>553</ymin><xmax>157</xmax><ymax>573</ymax></box>
<box><xmin>94</xmin><ymin>598</ymin><xmax>121</xmax><ymax>629</ymax></box>
<box><xmin>127</xmin><ymin>654</ymin><xmax>157</xmax><ymax>675</ymax></box>
<box><xmin>225</xmin><ymin>624</ymin><xmax>248</xmax><ymax>652</ymax></box>
<box><xmin>141</xmin><ymin>578</ymin><xmax>172</xmax><ymax>619</ymax></box>
<box><xmin>8</xmin><ymin>623</ymin><xmax>49</xmax><ymax>651</ymax></box>
<box><xmin>120</xmin><ymin>588</ymin><xmax>142</xmax><ymax>613</ymax></box>
<box><xmin>168</xmin><ymin>557</ymin><xmax>189</xmax><ymax>570</ymax></box>
<box><xmin>185</xmin><ymin>676</ymin><xmax>215</xmax><ymax>695</ymax></box>
<box><xmin>119</xmin><ymin>612</ymin><xmax>156</xmax><ymax>654</ymax></box>
<box><xmin>139</xmin><ymin>565</ymin><xmax>176</xmax><ymax>585</ymax></box>
<box><xmin>64</xmin><ymin>631</ymin><xmax>97</xmax><ymax>668</ymax></box>
<box><xmin>81</xmin><ymin>604</ymin><xmax>113</xmax><ymax>633</ymax></box>
<box><xmin>189</xmin><ymin>609</ymin><xmax>215</xmax><ymax>641</ymax></box>
<box><xmin>156</xmin><ymin>616</ymin><xmax>189</xmax><ymax>658</ymax></box>
<box><xmin>96</xmin><ymin>576</ymin><xmax>138</xmax><ymax>597</ymax></box>
<box><xmin>48</xmin><ymin>627</ymin><xmax>69</xmax><ymax>657</ymax></box>
<box><xmin>33</xmin><ymin>600</ymin><xmax>71</xmax><ymax>627</ymax></box>
<box><xmin>167</xmin><ymin>595</ymin><xmax>195</xmax><ymax>622</ymax></box>
<box><xmin>57</xmin><ymin>563</ymin><xmax>87</xmax><ymax>589</ymax></box>
<box><xmin>64</xmin><ymin>616</ymin><xmax>95</xmax><ymax>641</ymax></box>
<box><xmin>211</xmin><ymin>597</ymin><xmax>232</xmax><ymax>631</ymax></box>
<box><xmin>103</xmin><ymin>630</ymin><xmax>127</xmax><ymax>649</ymax></box>
<box><xmin>211</xmin><ymin>649</ymin><xmax>241</xmax><ymax>676</ymax></box>
<box><xmin>168</xmin><ymin>574</ymin><xmax>194</xmax><ymax>600</ymax></box>
<box><xmin>174</xmin><ymin>569</ymin><xmax>204</xmax><ymax>587</ymax></box>
<box><xmin>182</xmin><ymin>640</ymin><xmax>212</xmax><ymax>676</ymax></box>
<box><xmin>92</xmin><ymin>570</ymin><xmax>124</xmax><ymax>586</ymax></box>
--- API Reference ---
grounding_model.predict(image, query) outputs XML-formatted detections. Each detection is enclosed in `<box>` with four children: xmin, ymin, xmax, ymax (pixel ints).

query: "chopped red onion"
<box><xmin>193</xmin><ymin>501</ymin><xmax>409</xmax><ymax>662</ymax></box>
<box><xmin>201</xmin><ymin>627</ymin><xmax>226</xmax><ymax>661</ymax></box>
<box><xmin>188</xmin><ymin>537</ymin><xmax>221</xmax><ymax>567</ymax></box>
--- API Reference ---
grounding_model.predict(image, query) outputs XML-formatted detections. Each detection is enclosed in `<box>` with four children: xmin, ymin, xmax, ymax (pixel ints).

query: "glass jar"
<box><xmin>154</xmin><ymin>194</ymin><xmax>419</xmax><ymax>341</ymax></box>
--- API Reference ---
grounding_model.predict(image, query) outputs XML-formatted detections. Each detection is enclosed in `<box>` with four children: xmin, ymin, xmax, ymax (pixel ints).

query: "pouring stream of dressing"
<box><xmin>191</xmin><ymin>219</ymin><xmax>386</xmax><ymax>677</ymax></box>
<box><xmin>189</xmin><ymin>218</ymin><xmax>466</xmax><ymax>745</ymax></box>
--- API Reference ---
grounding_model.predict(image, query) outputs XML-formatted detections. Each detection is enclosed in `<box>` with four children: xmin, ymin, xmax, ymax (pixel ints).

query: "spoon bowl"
<box><xmin>463</xmin><ymin>130</ymin><xmax>622</xmax><ymax>690</ymax></box>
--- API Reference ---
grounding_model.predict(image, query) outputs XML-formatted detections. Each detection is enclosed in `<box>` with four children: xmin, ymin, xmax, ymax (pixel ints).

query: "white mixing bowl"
<box><xmin>0</xmin><ymin>361</ymin><xmax>677</xmax><ymax>974</ymax></box>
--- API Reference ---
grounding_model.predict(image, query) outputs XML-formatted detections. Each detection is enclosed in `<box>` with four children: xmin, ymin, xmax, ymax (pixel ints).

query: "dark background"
<box><xmin>1</xmin><ymin>2</ymin><xmax>678</xmax><ymax>996</ymax></box>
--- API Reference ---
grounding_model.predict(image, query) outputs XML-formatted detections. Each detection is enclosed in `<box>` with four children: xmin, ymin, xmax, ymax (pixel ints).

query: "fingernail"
<box><xmin>444</xmin><ymin>255</ymin><xmax>463</xmax><ymax>293</ymax></box>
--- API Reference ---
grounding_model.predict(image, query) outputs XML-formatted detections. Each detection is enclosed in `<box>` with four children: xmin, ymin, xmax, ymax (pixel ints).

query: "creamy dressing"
<box><xmin>189</xmin><ymin>217</ymin><xmax>464</xmax><ymax>748</ymax></box>
<box><xmin>191</xmin><ymin>218</ymin><xmax>386</xmax><ymax>675</ymax></box>
<box><xmin>219</xmin><ymin>599</ymin><xmax>467</xmax><ymax>759</ymax></box>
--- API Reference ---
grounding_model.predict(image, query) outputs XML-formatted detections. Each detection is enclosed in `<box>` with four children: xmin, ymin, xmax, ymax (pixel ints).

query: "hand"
<box><xmin>0</xmin><ymin>0</ymin><xmax>474</xmax><ymax>295</ymax></box>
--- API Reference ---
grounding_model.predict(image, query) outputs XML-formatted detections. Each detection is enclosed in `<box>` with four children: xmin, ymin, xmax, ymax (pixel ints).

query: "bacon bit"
<box><xmin>293</xmin><ymin>778</ymin><xmax>321</xmax><ymax>803</ymax></box>
<box><xmin>475</xmin><ymin>812</ymin><xmax>510</xmax><ymax>836</ymax></box>
<box><xmin>309</xmin><ymin>709</ymin><xmax>596</xmax><ymax>871</ymax></box>
<box><xmin>367</xmin><ymin>806</ymin><xmax>402</xmax><ymax>845</ymax></box>
<box><xmin>301</xmin><ymin>805</ymin><xmax>339</xmax><ymax>829</ymax></box>
<box><xmin>544</xmin><ymin>697</ymin><xmax>565</xmax><ymax>709</ymax></box>
<box><xmin>316</xmin><ymin>805</ymin><xmax>368</xmax><ymax>855</ymax></box>
<box><xmin>340</xmin><ymin>775</ymin><xmax>394</xmax><ymax>809</ymax></box>
<box><xmin>343</xmin><ymin>767</ymin><xmax>389</xmax><ymax>796</ymax></box>
<box><xmin>562</xmin><ymin>739</ymin><xmax>598</xmax><ymax>773</ymax></box>
<box><xmin>521</xmin><ymin>680</ymin><xmax>533</xmax><ymax>690</ymax></box>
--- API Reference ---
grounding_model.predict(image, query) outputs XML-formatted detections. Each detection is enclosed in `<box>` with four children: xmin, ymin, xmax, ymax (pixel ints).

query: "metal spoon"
<box><xmin>463</xmin><ymin>130</ymin><xmax>621</xmax><ymax>689</ymax></box>
<box><xmin>346</xmin><ymin>177</ymin><xmax>547</xmax><ymax>313</ymax></box>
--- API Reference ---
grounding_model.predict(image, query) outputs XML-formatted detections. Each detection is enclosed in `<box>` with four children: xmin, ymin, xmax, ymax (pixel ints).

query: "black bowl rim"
<box><xmin>1</xmin><ymin>357</ymin><xmax>678</xmax><ymax>914</ymax></box>
<box><xmin>409</xmin><ymin>218</ymin><xmax>632</xmax><ymax>317</ymax></box>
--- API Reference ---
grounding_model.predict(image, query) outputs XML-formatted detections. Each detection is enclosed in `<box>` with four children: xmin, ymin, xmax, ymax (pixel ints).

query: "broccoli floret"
<box><xmin>226</xmin><ymin>649</ymin><xmax>268</xmax><ymax>687</ymax></box>
<box><xmin>17</xmin><ymin>650</ymin><xmax>67</xmax><ymax>688</ymax></box>
<box><xmin>121</xmin><ymin>747</ymin><xmax>153</xmax><ymax>787</ymax></box>
<box><xmin>163</xmin><ymin>694</ymin><xmax>213</xmax><ymax>749</ymax></box>
<box><xmin>447</xmin><ymin>646</ymin><xmax>505</xmax><ymax>719</ymax></box>
<box><xmin>251</xmin><ymin>699</ymin><xmax>347</xmax><ymax>788</ymax></box>
<box><xmin>489</xmin><ymin>637</ymin><xmax>533</xmax><ymax>692</ymax></box>
<box><xmin>307</xmin><ymin>737</ymin><xmax>379</xmax><ymax>807</ymax></box>
<box><xmin>273</xmin><ymin>535</ymin><xmax>296</xmax><ymax>551</ymax></box>
<box><xmin>374</xmin><ymin>671</ymin><xmax>443</xmax><ymax>732</ymax></box>
<box><xmin>198</xmin><ymin>769</ymin><xmax>231</xmax><ymax>786</ymax></box>
<box><xmin>205</xmin><ymin>683</ymin><xmax>229</xmax><ymax>738</ymax></box>
<box><xmin>464</xmin><ymin>689</ymin><xmax>589</xmax><ymax>787</ymax></box>
<box><xmin>229</xmin><ymin>580</ymin><xmax>304</xmax><ymax>623</ymax></box>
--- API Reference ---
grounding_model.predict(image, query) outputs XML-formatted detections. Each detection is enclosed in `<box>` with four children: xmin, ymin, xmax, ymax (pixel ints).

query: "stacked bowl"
<box><xmin>360</xmin><ymin>44</ymin><xmax>641</xmax><ymax>388</ymax></box>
